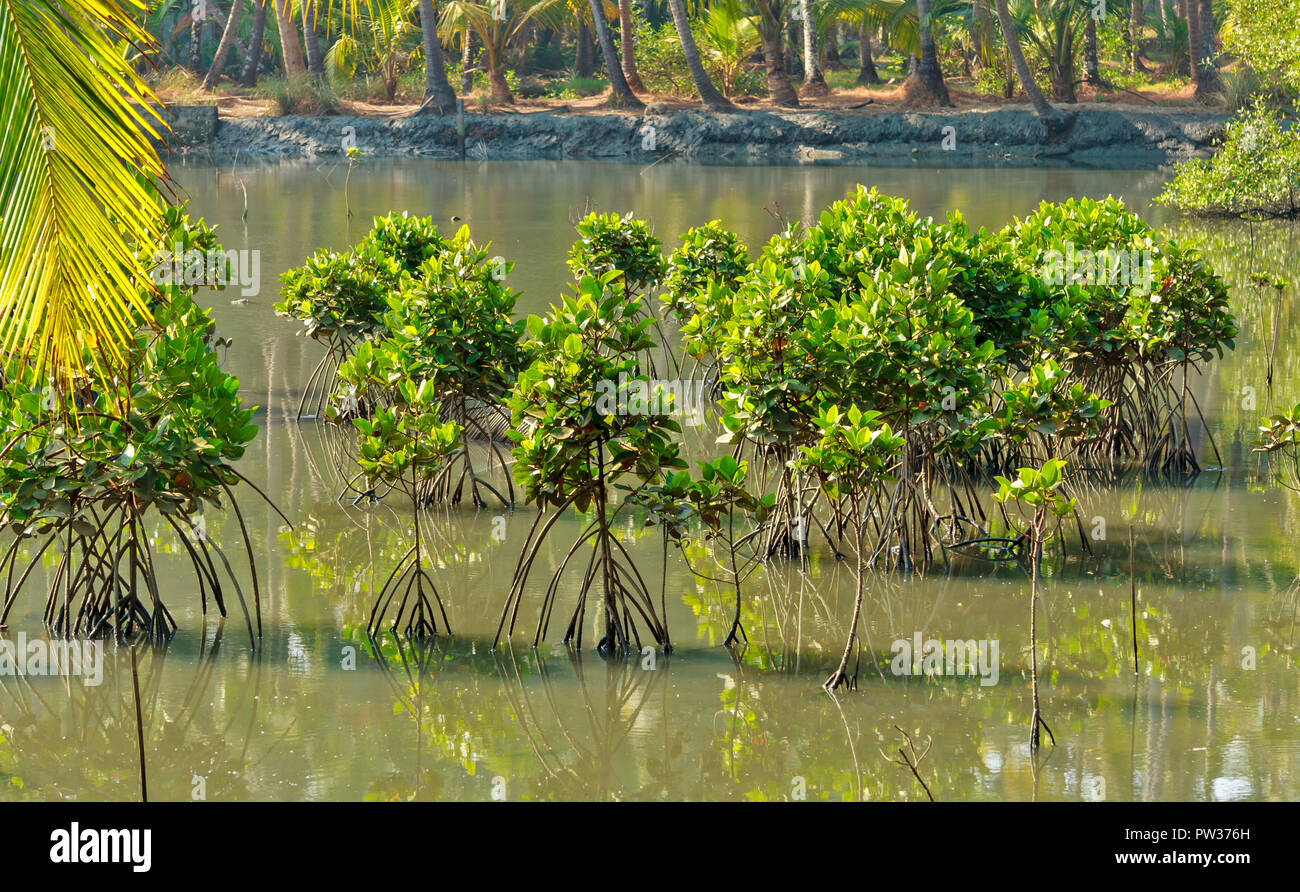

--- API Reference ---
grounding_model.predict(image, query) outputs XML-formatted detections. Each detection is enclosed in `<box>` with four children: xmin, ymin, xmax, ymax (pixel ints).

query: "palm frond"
<box><xmin>0</xmin><ymin>0</ymin><xmax>170</xmax><ymax>389</ymax></box>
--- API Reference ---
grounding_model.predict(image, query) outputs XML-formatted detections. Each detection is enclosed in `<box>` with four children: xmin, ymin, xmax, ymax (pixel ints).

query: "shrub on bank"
<box><xmin>1158</xmin><ymin>101</ymin><xmax>1300</xmax><ymax>218</ymax></box>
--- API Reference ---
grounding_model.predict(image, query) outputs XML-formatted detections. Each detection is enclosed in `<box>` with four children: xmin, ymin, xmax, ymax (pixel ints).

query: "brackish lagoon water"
<box><xmin>2</xmin><ymin>159</ymin><xmax>1299</xmax><ymax>801</ymax></box>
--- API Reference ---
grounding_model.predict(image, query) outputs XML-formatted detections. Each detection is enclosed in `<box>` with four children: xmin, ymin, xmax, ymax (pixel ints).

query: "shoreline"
<box><xmin>166</xmin><ymin>105</ymin><xmax>1230</xmax><ymax>168</ymax></box>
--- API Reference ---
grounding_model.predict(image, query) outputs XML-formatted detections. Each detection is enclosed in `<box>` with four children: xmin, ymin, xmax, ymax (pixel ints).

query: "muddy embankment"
<box><xmin>166</xmin><ymin>104</ymin><xmax>1229</xmax><ymax>167</ymax></box>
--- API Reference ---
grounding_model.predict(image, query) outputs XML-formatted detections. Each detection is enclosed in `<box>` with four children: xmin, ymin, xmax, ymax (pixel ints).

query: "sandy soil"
<box><xmin>153</xmin><ymin>74</ymin><xmax>1230</xmax><ymax>121</ymax></box>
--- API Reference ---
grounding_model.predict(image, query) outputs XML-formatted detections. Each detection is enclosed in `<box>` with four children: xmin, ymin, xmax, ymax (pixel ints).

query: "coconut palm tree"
<box><xmin>525</xmin><ymin>0</ymin><xmax>641</xmax><ymax>107</ymax></box>
<box><xmin>1189</xmin><ymin>0</ymin><xmax>1218</xmax><ymax>98</ymax></box>
<box><xmin>202</xmin><ymin>0</ymin><xmax>246</xmax><ymax>90</ymax></box>
<box><xmin>319</xmin><ymin>0</ymin><xmax>456</xmax><ymax>109</ymax></box>
<box><xmin>904</xmin><ymin>0</ymin><xmax>951</xmax><ymax>104</ymax></box>
<box><xmin>798</xmin><ymin>0</ymin><xmax>830</xmax><ymax>96</ymax></box>
<box><xmin>1129</xmin><ymin>0</ymin><xmax>1149</xmax><ymax>72</ymax></box>
<box><xmin>992</xmin><ymin>0</ymin><xmax>1069</xmax><ymax>131</ymax></box>
<box><xmin>417</xmin><ymin>0</ymin><xmax>459</xmax><ymax>111</ymax></box>
<box><xmin>750</xmin><ymin>0</ymin><xmax>800</xmax><ymax>106</ymax></box>
<box><xmin>698</xmin><ymin>3</ymin><xmax>761</xmax><ymax>97</ymax></box>
<box><xmin>0</xmin><ymin>0</ymin><xmax>171</xmax><ymax>389</ymax></box>
<box><xmin>275</xmin><ymin>0</ymin><xmax>308</xmax><ymax>75</ymax></box>
<box><xmin>616</xmin><ymin>0</ymin><xmax>645</xmax><ymax>91</ymax></box>
<box><xmin>668</xmin><ymin>0</ymin><xmax>737</xmax><ymax>111</ymax></box>
<box><xmin>241</xmin><ymin>0</ymin><xmax>271</xmax><ymax>85</ymax></box>
<box><xmin>303</xmin><ymin>1</ymin><xmax>326</xmax><ymax>78</ymax></box>
<box><xmin>585</xmin><ymin>0</ymin><xmax>642</xmax><ymax>106</ymax></box>
<box><xmin>439</xmin><ymin>0</ymin><xmax>526</xmax><ymax>102</ymax></box>
<box><xmin>857</xmin><ymin>22</ymin><xmax>881</xmax><ymax>83</ymax></box>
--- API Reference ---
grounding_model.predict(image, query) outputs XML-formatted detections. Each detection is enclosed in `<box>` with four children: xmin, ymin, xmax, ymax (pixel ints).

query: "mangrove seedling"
<box><xmin>683</xmin><ymin>457</ymin><xmax>768</xmax><ymax>648</ymax></box>
<box><xmin>277</xmin><ymin>213</ymin><xmax>450</xmax><ymax>420</ymax></box>
<box><xmin>991</xmin><ymin>459</ymin><xmax>1077</xmax><ymax>748</ymax></box>
<box><xmin>567</xmin><ymin>212</ymin><xmax>672</xmax><ymax>373</ymax></box>
<box><xmin>0</xmin><ymin>284</ymin><xmax>271</xmax><ymax>643</ymax></box>
<box><xmin>331</xmin><ymin>226</ymin><xmax>529</xmax><ymax>507</ymax></box>
<box><xmin>497</xmin><ymin>274</ymin><xmax>686</xmax><ymax>657</ymax></box>
<box><xmin>796</xmin><ymin>403</ymin><xmax>904</xmax><ymax>693</ymax></box>
<box><xmin>353</xmin><ymin>378</ymin><xmax>462</xmax><ymax>639</ymax></box>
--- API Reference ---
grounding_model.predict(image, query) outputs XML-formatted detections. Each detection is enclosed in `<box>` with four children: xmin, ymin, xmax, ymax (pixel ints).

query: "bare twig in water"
<box><xmin>880</xmin><ymin>724</ymin><xmax>934</xmax><ymax>802</ymax></box>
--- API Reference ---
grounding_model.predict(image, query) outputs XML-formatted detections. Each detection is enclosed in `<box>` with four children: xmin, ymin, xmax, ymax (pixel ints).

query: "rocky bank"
<box><xmin>170</xmin><ymin>105</ymin><xmax>1230</xmax><ymax>167</ymax></box>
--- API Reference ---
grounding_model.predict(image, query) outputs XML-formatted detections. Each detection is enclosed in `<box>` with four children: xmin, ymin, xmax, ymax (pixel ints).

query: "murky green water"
<box><xmin>3</xmin><ymin>159</ymin><xmax>1299</xmax><ymax>802</ymax></box>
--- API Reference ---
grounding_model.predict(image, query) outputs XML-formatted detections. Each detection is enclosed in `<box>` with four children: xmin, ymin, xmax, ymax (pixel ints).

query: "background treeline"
<box><xmin>139</xmin><ymin>0</ymin><xmax>1261</xmax><ymax>114</ymax></box>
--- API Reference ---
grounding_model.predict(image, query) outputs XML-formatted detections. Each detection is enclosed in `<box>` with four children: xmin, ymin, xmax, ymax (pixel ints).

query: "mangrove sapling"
<box><xmin>964</xmin><ymin>359</ymin><xmax>1112</xmax><ymax>497</ymax></box>
<box><xmin>0</xmin><ymin>291</ymin><xmax>272</xmax><ymax>645</ymax></box>
<box><xmin>331</xmin><ymin>227</ymin><xmax>530</xmax><ymax>508</ymax></box>
<box><xmin>635</xmin><ymin>458</ymin><xmax>769</xmax><ymax>650</ymax></box>
<box><xmin>795</xmin><ymin>404</ymin><xmax>904</xmax><ymax>693</ymax></box>
<box><xmin>567</xmin><ymin>212</ymin><xmax>674</xmax><ymax>374</ymax></box>
<box><xmin>662</xmin><ymin>221</ymin><xmax>751</xmax><ymax>385</ymax></box>
<box><xmin>568</xmin><ymin>212</ymin><xmax>668</xmax><ymax>302</ymax></box>
<box><xmin>343</xmin><ymin>146</ymin><xmax>363</xmax><ymax>219</ymax></box>
<box><xmin>354</xmin><ymin>381</ymin><xmax>462</xmax><ymax>639</ymax></box>
<box><xmin>1254</xmin><ymin>402</ymin><xmax>1300</xmax><ymax>489</ymax></box>
<box><xmin>277</xmin><ymin>213</ymin><xmax>450</xmax><ymax>421</ymax></box>
<box><xmin>662</xmin><ymin>221</ymin><xmax>751</xmax><ymax>328</ymax></box>
<box><xmin>1252</xmin><ymin>399</ymin><xmax>1300</xmax><ymax>624</ymax></box>
<box><xmin>991</xmin><ymin>459</ymin><xmax>1078</xmax><ymax>748</ymax></box>
<box><xmin>684</xmin><ymin>457</ymin><xmax>767</xmax><ymax>648</ymax></box>
<box><xmin>1157</xmin><ymin>101</ymin><xmax>1300</xmax><ymax>219</ymax></box>
<box><xmin>1001</xmin><ymin>197</ymin><xmax>1237</xmax><ymax>473</ymax></box>
<box><xmin>713</xmin><ymin>191</ymin><xmax>1007</xmax><ymax>567</ymax></box>
<box><xmin>496</xmin><ymin>275</ymin><xmax>686</xmax><ymax>657</ymax></box>
<box><xmin>276</xmin><ymin>245</ymin><xmax>402</xmax><ymax>420</ymax></box>
<box><xmin>711</xmin><ymin>258</ymin><xmax>835</xmax><ymax>562</ymax></box>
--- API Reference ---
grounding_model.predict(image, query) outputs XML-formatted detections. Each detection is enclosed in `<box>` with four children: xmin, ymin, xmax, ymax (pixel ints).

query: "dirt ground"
<box><xmin>155</xmin><ymin>73</ymin><xmax>1230</xmax><ymax>120</ymax></box>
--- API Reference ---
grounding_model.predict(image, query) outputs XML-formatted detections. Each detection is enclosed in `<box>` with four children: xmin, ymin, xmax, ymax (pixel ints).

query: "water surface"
<box><xmin>2</xmin><ymin>159</ymin><xmax>1298</xmax><ymax>802</ymax></box>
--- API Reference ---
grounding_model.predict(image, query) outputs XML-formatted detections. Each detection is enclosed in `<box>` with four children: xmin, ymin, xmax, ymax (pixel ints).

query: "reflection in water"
<box><xmin>0</xmin><ymin>624</ymin><xmax>290</xmax><ymax>801</ymax></box>
<box><xmin>2</xmin><ymin>161</ymin><xmax>1298</xmax><ymax>801</ymax></box>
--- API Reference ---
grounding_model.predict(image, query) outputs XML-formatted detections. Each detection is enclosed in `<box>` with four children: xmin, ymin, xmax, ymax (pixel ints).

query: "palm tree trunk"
<box><xmin>968</xmin><ymin>1</ymin><xmax>988</xmax><ymax>74</ymax></box>
<box><xmin>1084</xmin><ymin>15</ymin><xmax>1104</xmax><ymax>87</ymax></box>
<box><xmin>274</xmin><ymin>0</ymin><xmax>306</xmax><ymax>77</ymax></box>
<box><xmin>786</xmin><ymin>19</ymin><xmax>803</xmax><ymax>76</ymax></box>
<box><xmin>576</xmin><ymin>23</ymin><xmax>595</xmax><ymax>77</ymax></box>
<box><xmin>798</xmin><ymin>0</ymin><xmax>829</xmax><ymax>97</ymax></box>
<box><xmin>617</xmin><ymin>0</ymin><xmax>646</xmax><ymax>91</ymax></box>
<box><xmin>856</xmin><ymin>24</ymin><xmax>880</xmax><ymax>84</ymax></box>
<box><xmin>487</xmin><ymin>49</ymin><xmax>513</xmax><ymax>103</ymax></box>
<box><xmin>666</xmin><ymin>0</ymin><xmax>736</xmax><ymax>111</ymax></box>
<box><xmin>759</xmin><ymin>2</ymin><xmax>799</xmax><ymax>107</ymax></box>
<box><xmin>903</xmin><ymin>0</ymin><xmax>951</xmax><ymax>106</ymax></box>
<box><xmin>1196</xmin><ymin>0</ymin><xmax>1218</xmax><ymax>96</ymax></box>
<box><xmin>240</xmin><ymin>0</ymin><xmax>269</xmax><ymax>86</ymax></box>
<box><xmin>417</xmin><ymin>0</ymin><xmax>458</xmax><ymax>112</ymax></box>
<box><xmin>993</xmin><ymin>0</ymin><xmax>1067</xmax><ymax>130</ymax></box>
<box><xmin>302</xmin><ymin>0</ymin><xmax>324</xmax><ymax>79</ymax></box>
<box><xmin>202</xmin><ymin>0</ymin><xmax>244</xmax><ymax>91</ymax></box>
<box><xmin>188</xmin><ymin>8</ymin><xmax>204</xmax><ymax>74</ymax></box>
<box><xmin>1187</xmin><ymin>0</ymin><xmax>1202</xmax><ymax>91</ymax></box>
<box><xmin>461</xmin><ymin>31</ymin><xmax>475</xmax><ymax>94</ymax></box>
<box><xmin>825</xmin><ymin>25</ymin><xmax>842</xmax><ymax>69</ymax></box>
<box><xmin>1175</xmin><ymin>0</ymin><xmax>1190</xmax><ymax>76</ymax></box>
<box><xmin>1130</xmin><ymin>0</ymin><xmax>1149</xmax><ymax>71</ymax></box>
<box><xmin>587</xmin><ymin>0</ymin><xmax>644</xmax><ymax>108</ymax></box>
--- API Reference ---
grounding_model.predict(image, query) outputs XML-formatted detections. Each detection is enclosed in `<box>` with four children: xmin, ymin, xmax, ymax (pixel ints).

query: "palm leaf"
<box><xmin>0</xmin><ymin>0</ymin><xmax>170</xmax><ymax>390</ymax></box>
